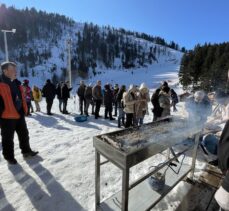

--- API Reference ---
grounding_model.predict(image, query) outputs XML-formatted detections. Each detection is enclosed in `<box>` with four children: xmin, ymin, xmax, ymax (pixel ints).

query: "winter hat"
<box><xmin>129</xmin><ymin>84</ymin><xmax>138</xmax><ymax>93</ymax></box>
<box><xmin>194</xmin><ymin>90</ymin><xmax>205</xmax><ymax>102</ymax></box>
<box><xmin>161</xmin><ymin>86</ymin><xmax>170</xmax><ymax>94</ymax></box>
<box><xmin>129</xmin><ymin>84</ymin><xmax>134</xmax><ymax>90</ymax></box>
<box><xmin>23</xmin><ymin>79</ymin><xmax>29</xmax><ymax>84</ymax></box>
<box><xmin>140</xmin><ymin>83</ymin><xmax>148</xmax><ymax>90</ymax></box>
<box><xmin>46</xmin><ymin>79</ymin><xmax>51</xmax><ymax>83</ymax></box>
<box><xmin>1</xmin><ymin>61</ymin><xmax>16</xmax><ymax>72</ymax></box>
<box><xmin>162</xmin><ymin>81</ymin><xmax>169</xmax><ymax>87</ymax></box>
<box><xmin>104</xmin><ymin>84</ymin><xmax>110</xmax><ymax>90</ymax></box>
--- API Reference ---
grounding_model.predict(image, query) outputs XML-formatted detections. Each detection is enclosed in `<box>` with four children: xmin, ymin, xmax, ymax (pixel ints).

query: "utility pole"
<box><xmin>1</xmin><ymin>29</ymin><xmax>16</xmax><ymax>61</ymax></box>
<box><xmin>66</xmin><ymin>37</ymin><xmax>72</xmax><ymax>87</ymax></box>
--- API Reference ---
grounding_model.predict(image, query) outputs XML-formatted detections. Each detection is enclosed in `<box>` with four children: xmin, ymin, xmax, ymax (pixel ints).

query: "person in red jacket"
<box><xmin>0</xmin><ymin>61</ymin><xmax>38</xmax><ymax>165</ymax></box>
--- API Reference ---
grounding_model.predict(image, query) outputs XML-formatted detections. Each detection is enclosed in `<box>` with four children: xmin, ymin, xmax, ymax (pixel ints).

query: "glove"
<box><xmin>215</xmin><ymin>186</ymin><xmax>229</xmax><ymax>211</ymax></box>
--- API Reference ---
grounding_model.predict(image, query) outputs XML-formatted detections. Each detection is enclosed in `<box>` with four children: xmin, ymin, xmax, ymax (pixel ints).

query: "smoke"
<box><xmin>184</xmin><ymin>95</ymin><xmax>212</xmax><ymax>129</ymax></box>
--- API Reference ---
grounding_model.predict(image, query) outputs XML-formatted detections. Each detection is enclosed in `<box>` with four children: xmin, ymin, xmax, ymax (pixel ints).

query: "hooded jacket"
<box><xmin>136</xmin><ymin>84</ymin><xmax>150</xmax><ymax>118</ymax></box>
<box><xmin>42</xmin><ymin>80</ymin><xmax>56</xmax><ymax>100</ymax></box>
<box><xmin>123</xmin><ymin>86</ymin><xmax>138</xmax><ymax>114</ymax></box>
<box><xmin>92</xmin><ymin>84</ymin><xmax>103</xmax><ymax>100</ymax></box>
<box><xmin>159</xmin><ymin>90</ymin><xmax>171</xmax><ymax>117</ymax></box>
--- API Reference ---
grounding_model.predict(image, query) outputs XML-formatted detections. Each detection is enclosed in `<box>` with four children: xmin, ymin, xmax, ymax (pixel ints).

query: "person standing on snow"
<box><xmin>116</xmin><ymin>85</ymin><xmax>126</xmax><ymax>128</ymax></box>
<box><xmin>170</xmin><ymin>89</ymin><xmax>179</xmax><ymax>112</ymax></box>
<box><xmin>42</xmin><ymin>79</ymin><xmax>56</xmax><ymax>115</ymax></box>
<box><xmin>151</xmin><ymin>88</ymin><xmax>163</xmax><ymax>121</ymax></box>
<box><xmin>104</xmin><ymin>84</ymin><xmax>115</xmax><ymax>120</ymax></box>
<box><xmin>62</xmin><ymin>81</ymin><xmax>72</xmax><ymax>114</ymax></box>
<box><xmin>84</xmin><ymin>83</ymin><xmax>94</xmax><ymax>116</ymax></box>
<box><xmin>22</xmin><ymin>79</ymin><xmax>34</xmax><ymax>115</ymax></box>
<box><xmin>32</xmin><ymin>85</ymin><xmax>42</xmax><ymax>112</ymax></box>
<box><xmin>0</xmin><ymin>61</ymin><xmax>38</xmax><ymax>165</ymax></box>
<box><xmin>158</xmin><ymin>85</ymin><xmax>171</xmax><ymax>118</ymax></box>
<box><xmin>77</xmin><ymin>80</ymin><xmax>86</xmax><ymax>115</ymax></box>
<box><xmin>56</xmin><ymin>81</ymin><xmax>64</xmax><ymax>113</ymax></box>
<box><xmin>92</xmin><ymin>80</ymin><xmax>103</xmax><ymax>119</ymax></box>
<box><xmin>123</xmin><ymin>85</ymin><xmax>139</xmax><ymax>128</ymax></box>
<box><xmin>113</xmin><ymin>84</ymin><xmax>119</xmax><ymax>116</ymax></box>
<box><xmin>136</xmin><ymin>83</ymin><xmax>150</xmax><ymax>125</ymax></box>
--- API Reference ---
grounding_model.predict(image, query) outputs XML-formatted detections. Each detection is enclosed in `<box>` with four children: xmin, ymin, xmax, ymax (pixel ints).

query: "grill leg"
<box><xmin>95</xmin><ymin>151</ymin><xmax>100</xmax><ymax>210</ymax></box>
<box><xmin>122</xmin><ymin>169</ymin><xmax>129</xmax><ymax>211</ymax></box>
<box><xmin>166</xmin><ymin>148</ymin><xmax>170</xmax><ymax>160</ymax></box>
<box><xmin>190</xmin><ymin>133</ymin><xmax>200</xmax><ymax>179</ymax></box>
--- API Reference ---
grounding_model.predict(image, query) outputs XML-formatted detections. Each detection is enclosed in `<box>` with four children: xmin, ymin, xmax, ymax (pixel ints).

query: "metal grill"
<box><xmin>94</xmin><ymin>117</ymin><xmax>201</xmax><ymax>211</ymax></box>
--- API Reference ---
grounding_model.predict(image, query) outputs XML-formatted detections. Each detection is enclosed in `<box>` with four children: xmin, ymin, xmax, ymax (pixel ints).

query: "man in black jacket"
<box><xmin>0</xmin><ymin>61</ymin><xmax>38</xmax><ymax>165</ymax></box>
<box><xmin>84</xmin><ymin>83</ymin><xmax>94</xmax><ymax>116</ymax></box>
<box><xmin>214</xmin><ymin>120</ymin><xmax>229</xmax><ymax>210</ymax></box>
<box><xmin>42</xmin><ymin>79</ymin><xmax>56</xmax><ymax>115</ymax></box>
<box><xmin>77</xmin><ymin>80</ymin><xmax>86</xmax><ymax>115</ymax></box>
<box><xmin>62</xmin><ymin>81</ymin><xmax>72</xmax><ymax>114</ymax></box>
<box><xmin>92</xmin><ymin>80</ymin><xmax>103</xmax><ymax>119</ymax></box>
<box><xmin>56</xmin><ymin>82</ymin><xmax>64</xmax><ymax>112</ymax></box>
<box><xmin>104</xmin><ymin>84</ymin><xmax>115</xmax><ymax>120</ymax></box>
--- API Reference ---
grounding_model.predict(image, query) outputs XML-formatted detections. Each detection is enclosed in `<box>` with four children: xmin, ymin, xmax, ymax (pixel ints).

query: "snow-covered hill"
<box><xmin>1</xmin><ymin>23</ymin><xmax>183</xmax><ymax>88</ymax></box>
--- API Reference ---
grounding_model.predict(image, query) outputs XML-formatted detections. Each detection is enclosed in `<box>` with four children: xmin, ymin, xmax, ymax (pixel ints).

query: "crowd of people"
<box><xmin>74</xmin><ymin>80</ymin><xmax>180</xmax><ymax>128</ymax></box>
<box><xmin>19</xmin><ymin>78</ymin><xmax>179</xmax><ymax>129</ymax></box>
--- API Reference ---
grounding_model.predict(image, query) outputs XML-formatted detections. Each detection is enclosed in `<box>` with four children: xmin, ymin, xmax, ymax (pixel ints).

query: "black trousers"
<box><xmin>125</xmin><ymin>113</ymin><xmax>134</xmax><ymax>128</ymax></box>
<box><xmin>114</xmin><ymin>101</ymin><xmax>118</xmax><ymax>116</ymax></box>
<box><xmin>1</xmin><ymin>116</ymin><xmax>31</xmax><ymax>160</ymax></box>
<box><xmin>79</xmin><ymin>97</ymin><xmax>86</xmax><ymax>114</ymax></box>
<box><xmin>63</xmin><ymin>98</ymin><xmax>68</xmax><ymax>113</ymax></box>
<box><xmin>27</xmin><ymin>101</ymin><xmax>32</xmax><ymax>114</ymax></box>
<box><xmin>95</xmin><ymin>99</ymin><xmax>102</xmax><ymax>118</ymax></box>
<box><xmin>46</xmin><ymin>98</ymin><xmax>53</xmax><ymax>114</ymax></box>
<box><xmin>105</xmin><ymin>104</ymin><xmax>113</xmax><ymax>119</ymax></box>
<box><xmin>58</xmin><ymin>99</ymin><xmax>63</xmax><ymax>112</ymax></box>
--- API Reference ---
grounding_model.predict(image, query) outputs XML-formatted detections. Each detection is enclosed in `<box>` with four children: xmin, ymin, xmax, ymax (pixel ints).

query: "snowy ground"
<box><xmin>0</xmin><ymin>66</ymin><xmax>215</xmax><ymax>211</ymax></box>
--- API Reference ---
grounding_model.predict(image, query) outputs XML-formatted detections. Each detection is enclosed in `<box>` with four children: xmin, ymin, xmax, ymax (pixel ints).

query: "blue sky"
<box><xmin>2</xmin><ymin>0</ymin><xmax>229</xmax><ymax>49</ymax></box>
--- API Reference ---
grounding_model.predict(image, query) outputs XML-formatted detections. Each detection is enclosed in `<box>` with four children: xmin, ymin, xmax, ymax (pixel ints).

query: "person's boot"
<box><xmin>6</xmin><ymin>158</ymin><xmax>18</xmax><ymax>165</ymax></box>
<box><xmin>23</xmin><ymin>151</ymin><xmax>39</xmax><ymax>158</ymax></box>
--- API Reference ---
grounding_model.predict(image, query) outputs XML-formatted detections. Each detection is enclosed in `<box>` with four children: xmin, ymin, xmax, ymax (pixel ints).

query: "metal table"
<box><xmin>93</xmin><ymin>118</ymin><xmax>201</xmax><ymax>211</ymax></box>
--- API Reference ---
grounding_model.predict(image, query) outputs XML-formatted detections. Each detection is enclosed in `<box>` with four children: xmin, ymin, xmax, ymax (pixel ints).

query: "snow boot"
<box><xmin>6</xmin><ymin>158</ymin><xmax>18</xmax><ymax>165</ymax></box>
<box><xmin>23</xmin><ymin>151</ymin><xmax>39</xmax><ymax>158</ymax></box>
